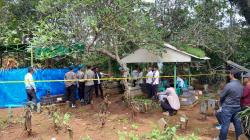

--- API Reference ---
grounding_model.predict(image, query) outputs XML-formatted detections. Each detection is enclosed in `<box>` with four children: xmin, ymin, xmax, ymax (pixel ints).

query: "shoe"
<box><xmin>162</xmin><ymin>112</ymin><xmax>169</xmax><ymax>116</ymax></box>
<box><xmin>215</xmin><ymin>124</ymin><xmax>221</xmax><ymax>130</ymax></box>
<box><xmin>213</xmin><ymin>136</ymin><xmax>219</xmax><ymax>140</ymax></box>
<box><xmin>71</xmin><ymin>104</ymin><xmax>77</xmax><ymax>108</ymax></box>
<box><xmin>80</xmin><ymin>99</ymin><xmax>84</xmax><ymax>103</ymax></box>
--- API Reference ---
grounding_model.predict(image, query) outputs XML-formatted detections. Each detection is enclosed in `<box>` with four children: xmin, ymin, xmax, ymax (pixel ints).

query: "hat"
<box><xmin>69</xmin><ymin>65</ymin><xmax>74</xmax><ymax>70</ymax></box>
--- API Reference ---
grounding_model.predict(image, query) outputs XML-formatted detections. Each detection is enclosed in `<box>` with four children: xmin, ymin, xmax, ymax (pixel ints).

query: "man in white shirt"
<box><xmin>138</xmin><ymin>68</ymin><xmax>143</xmax><ymax>86</ymax></box>
<box><xmin>177</xmin><ymin>77</ymin><xmax>184</xmax><ymax>88</ymax></box>
<box><xmin>158</xmin><ymin>84</ymin><xmax>180</xmax><ymax>116</ymax></box>
<box><xmin>93</xmin><ymin>67</ymin><xmax>104</xmax><ymax>99</ymax></box>
<box><xmin>151</xmin><ymin>66</ymin><xmax>160</xmax><ymax>99</ymax></box>
<box><xmin>146</xmin><ymin>67</ymin><xmax>153</xmax><ymax>98</ymax></box>
<box><xmin>132</xmin><ymin>68</ymin><xmax>139</xmax><ymax>87</ymax></box>
<box><xmin>24</xmin><ymin>67</ymin><xmax>37</xmax><ymax>108</ymax></box>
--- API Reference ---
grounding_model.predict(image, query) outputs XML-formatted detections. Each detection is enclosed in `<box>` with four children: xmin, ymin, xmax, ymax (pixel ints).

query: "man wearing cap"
<box><xmin>241</xmin><ymin>72</ymin><xmax>250</xmax><ymax>108</ymax></box>
<box><xmin>64</xmin><ymin>66</ymin><xmax>77</xmax><ymax>108</ymax></box>
<box><xmin>24</xmin><ymin>67</ymin><xmax>37</xmax><ymax>109</ymax></box>
<box><xmin>216</xmin><ymin>70</ymin><xmax>243</xmax><ymax>140</ymax></box>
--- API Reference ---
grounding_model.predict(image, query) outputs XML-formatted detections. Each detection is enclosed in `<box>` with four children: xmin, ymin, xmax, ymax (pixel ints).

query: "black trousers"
<box><xmin>146</xmin><ymin>83</ymin><xmax>153</xmax><ymax>98</ymax></box>
<box><xmin>84</xmin><ymin>85</ymin><xmax>94</xmax><ymax>104</ymax></box>
<box><xmin>94</xmin><ymin>83</ymin><xmax>103</xmax><ymax>98</ymax></box>
<box><xmin>66</xmin><ymin>85</ymin><xmax>76</xmax><ymax>105</ymax></box>
<box><xmin>26</xmin><ymin>89</ymin><xmax>37</xmax><ymax>105</ymax></box>
<box><xmin>160</xmin><ymin>100</ymin><xmax>176</xmax><ymax>114</ymax></box>
<box><xmin>132</xmin><ymin>80</ymin><xmax>137</xmax><ymax>87</ymax></box>
<box><xmin>78</xmin><ymin>82</ymin><xmax>85</xmax><ymax>100</ymax></box>
<box><xmin>151</xmin><ymin>84</ymin><xmax>158</xmax><ymax>98</ymax></box>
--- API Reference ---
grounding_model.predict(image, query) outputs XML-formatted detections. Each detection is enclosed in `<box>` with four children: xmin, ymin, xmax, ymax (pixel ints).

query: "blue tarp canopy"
<box><xmin>0</xmin><ymin>68</ymin><xmax>69</xmax><ymax>108</ymax></box>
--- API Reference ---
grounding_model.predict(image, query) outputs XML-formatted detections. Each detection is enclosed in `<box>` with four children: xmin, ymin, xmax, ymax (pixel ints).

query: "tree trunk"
<box><xmin>95</xmin><ymin>48</ymin><xmax>131</xmax><ymax>99</ymax></box>
<box><xmin>117</xmin><ymin>59</ymin><xmax>130</xmax><ymax>99</ymax></box>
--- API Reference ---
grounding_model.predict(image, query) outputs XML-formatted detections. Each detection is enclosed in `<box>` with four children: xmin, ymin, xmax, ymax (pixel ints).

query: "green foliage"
<box><xmin>117</xmin><ymin>126</ymin><xmax>200</xmax><ymax>140</ymax></box>
<box><xmin>149</xmin><ymin>127</ymin><xmax>177</xmax><ymax>140</ymax></box>
<box><xmin>0</xmin><ymin>117</ymin><xmax>9</xmax><ymax>129</ymax></box>
<box><xmin>52</xmin><ymin>111</ymin><xmax>61</xmax><ymax>128</ymax></box>
<box><xmin>131</xmin><ymin>123</ymin><xmax>139</xmax><ymax>130</ymax></box>
<box><xmin>239</xmin><ymin>107</ymin><xmax>250</xmax><ymax>136</ymax></box>
<box><xmin>63</xmin><ymin>112</ymin><xmax>71</xmax><ymax>126</ymax></box>
<box><xmin>118</xmin><ymin>131</ymin><xmax>140</xmax><ymax>140</ymax></box>
<box><xmin>0</xmin><ymin>0</ymin><xmax>39</xmax><ymax>45</ymax></box>
<box><xmin>30</xmin><ymin>0</ymin><xmax>163</xmax><ymax>63</ymax></box>
<box><xmin>129</xmin><ymin>96</ymin><xmax>160</xmax><ymax>113</ymax></box>
<box><xmin>80</xmin><ymin>135</ymin><xmax>92</xmax><ymax>140</ymax></box>
<box><xmin>178</xmin><ymin>43</ymin><xmax>205</xmax><ymax>58</ymax></box>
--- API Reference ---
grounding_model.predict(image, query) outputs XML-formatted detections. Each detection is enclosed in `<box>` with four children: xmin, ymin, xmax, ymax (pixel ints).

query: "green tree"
<box><xmin>0</xmin><ymin>0</ymin><xmax>39</xmax><ymax>45</ymax></box>
<box><xmin>31</xmin><ymin>0</ymin><xmax>163</xmax><ymax>97</ymax></box>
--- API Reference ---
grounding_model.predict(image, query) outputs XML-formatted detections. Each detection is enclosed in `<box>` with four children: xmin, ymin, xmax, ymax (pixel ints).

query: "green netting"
<box><xmin>34</xmin><ymin>43</ymin><xmax>85</xmax><ymax>60</ymax></box>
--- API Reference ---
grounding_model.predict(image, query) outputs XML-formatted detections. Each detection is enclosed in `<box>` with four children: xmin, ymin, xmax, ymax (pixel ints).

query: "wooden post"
<box><xmin>174</xmin><ymin>63</ymin><xmax>177</xmax><ymax>89</ymax></box>
<box><xmin>188</xmin><ymin>63</ymin><xmax>191</xmax><ymax>86</ymax></box>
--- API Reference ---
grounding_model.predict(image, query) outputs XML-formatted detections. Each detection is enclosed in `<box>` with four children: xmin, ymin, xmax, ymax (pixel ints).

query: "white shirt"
<box><xmin>177</xmin><ymin>77</ymin><xmax>184</xmax><ymax>88</ymax></box>
<box><xmin>24</xmin><ymin>73</ymin><xmax>36</xmax><ymax>90</ymax></box>
<box><xmin>152</xmin><ymin>70</ymin><xmax>160</xmax><ymax>85</ymax></box>
<box><xmin>97</xmin><ymin>73</ymin><xmax>101</xmax><ymax>84</ymax></box>
<box><xmin>164</xmin><ymin>87</ymin><xmax>180</xmax><ymax>110</ymax></box>
<box><xmin>138</xmin><ymin>72</ymin><xmax>143</xmax><ymax>84</ymax></box>
<box><xmin>132</xmin><ymin>70</ymin><xmax>138</xmax><ymax>79</ymax></box>
<box><xmin>146</xmin><ymin>71</ymin><xmax>153</xmax><ymax>84</ymax></box>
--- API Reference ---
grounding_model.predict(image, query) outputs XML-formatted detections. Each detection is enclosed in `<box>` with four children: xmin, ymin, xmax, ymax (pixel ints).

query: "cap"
<box><xmin>69</xmin><ymin>65</ymin><xmax>74</xmax><ymax>70</ymax></box>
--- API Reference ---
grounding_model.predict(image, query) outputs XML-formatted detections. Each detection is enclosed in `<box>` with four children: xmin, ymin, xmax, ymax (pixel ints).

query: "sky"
<box><xmin>141</xmin><ymin>0</ymin><xmax>245</xmax><ymax>27</ymax></box>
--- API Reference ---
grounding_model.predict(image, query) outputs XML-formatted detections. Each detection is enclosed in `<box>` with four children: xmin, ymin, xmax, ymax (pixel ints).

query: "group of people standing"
<box><xmin>216</xmin><ymin>70</ymin><xmax>250</xmax><ymax>140</ymax></box>
<box><xmin>145</xmin><ymin>66</ymin><xmax>160</xmax><ymax>99</ymax></box>
<box><xmin>64</xmin><ymin>65</ymin><xmax>105</xmax><ymax>108</ymax></box>
<box><xmin>131</xmin><ymin>66</ymin><xmax>180</xmax><ymax>116</ymax></box>
<box><xmin>24</xmin><ymin>66</ymin><xmax>105</xmax><ymax>109</ymax></box>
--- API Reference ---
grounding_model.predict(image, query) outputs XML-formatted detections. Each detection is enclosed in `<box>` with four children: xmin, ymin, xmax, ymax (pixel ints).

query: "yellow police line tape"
<box><xmin>0</xmin><ymin>73</ymin><xmax>227</xmax><ymax>84</ymax></box>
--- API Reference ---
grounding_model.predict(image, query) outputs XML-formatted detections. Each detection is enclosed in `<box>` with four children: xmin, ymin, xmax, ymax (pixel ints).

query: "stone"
<box><xmin>200</xmin><ymin>100</ymin><xmax>208</xmax><ymax>114</ymax></box>
<box><xmin>180</xmin><ymin>116</ymin><xmax>188</xmax><ymax>130</ymax></box>
<box><xmin>158</xmin><ymin>118</ymin><xmax>167</xmax><ymax>130</ymax></box>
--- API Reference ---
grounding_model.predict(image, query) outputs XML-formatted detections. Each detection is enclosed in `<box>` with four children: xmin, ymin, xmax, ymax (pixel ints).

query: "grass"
<box><xmin>179</xmin><ymin>44</ymin><xmax>206</xmax><ymax>58</ymax></box>
<box><xmin>169</xmin><ymin>42</ymin><xmax>206</xmax><ymax>58</ymax></box>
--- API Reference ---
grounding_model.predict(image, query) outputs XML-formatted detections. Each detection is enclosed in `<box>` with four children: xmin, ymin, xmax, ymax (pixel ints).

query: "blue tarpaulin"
<box><xmin>0</xmin><ymin>68</ymin><xmax>70</xmax><ymax>108</ymax></box>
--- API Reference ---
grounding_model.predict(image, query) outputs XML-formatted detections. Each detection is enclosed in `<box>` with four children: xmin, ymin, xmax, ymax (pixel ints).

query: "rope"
<box><xmin>0</xmin><ymin>73</ymin><xmax>226</xmax><ymax>84</ymax></box>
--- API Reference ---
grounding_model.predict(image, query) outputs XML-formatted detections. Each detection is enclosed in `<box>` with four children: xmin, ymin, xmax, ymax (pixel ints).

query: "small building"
<box><xmin>121</xmin><ymin>43</ymin><xmax>210</xmax><ymax>89</ymax></box>
<box><xmin>121</xmin><ymin>43</ymin><xmax>209</xmax><ymax>63</ymax></box>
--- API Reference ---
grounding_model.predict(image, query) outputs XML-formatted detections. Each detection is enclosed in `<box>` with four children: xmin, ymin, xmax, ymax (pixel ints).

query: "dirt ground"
<box><xmin>0</xmin><ymin>94</ymin><xmax>236</xmax><ymax>140</ymax></box>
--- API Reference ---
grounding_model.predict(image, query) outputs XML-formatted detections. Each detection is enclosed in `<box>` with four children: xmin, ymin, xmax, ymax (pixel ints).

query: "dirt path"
<box><xmin>0</xmin><ymin>94</ymin><xmax>235</xmax><ymax>140</ymax></box>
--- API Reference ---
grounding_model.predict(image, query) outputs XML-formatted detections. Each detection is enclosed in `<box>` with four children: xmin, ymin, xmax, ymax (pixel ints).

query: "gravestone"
<box><xmin>180</xmin><ymin>88</ymin><xmax>196</xmax><ymax>106</ymax></box>
<box><xmin>158</xmin><ymin>118</ymin><xmax>167</xmax><ymax>130</ymax></box>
